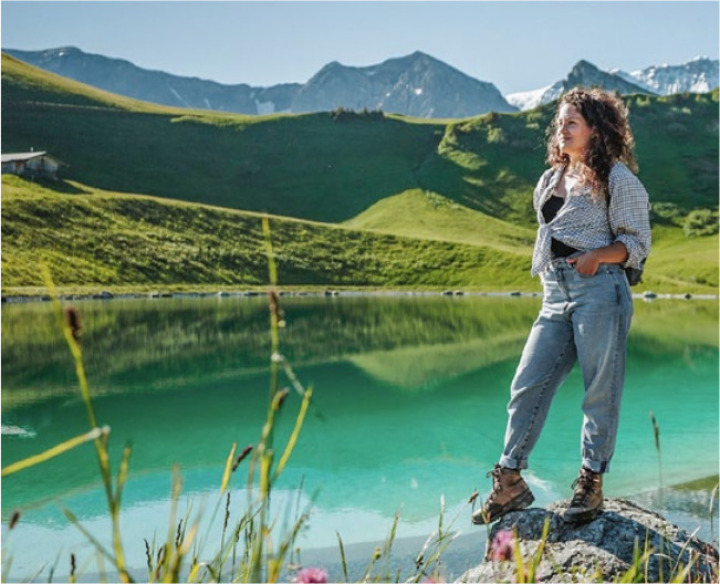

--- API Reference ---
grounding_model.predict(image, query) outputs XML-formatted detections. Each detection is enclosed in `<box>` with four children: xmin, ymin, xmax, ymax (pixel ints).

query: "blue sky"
<box><xmin>1</xmin><ymin>1</ymin><xmax>718</xmax><ymax>95</ymax></box>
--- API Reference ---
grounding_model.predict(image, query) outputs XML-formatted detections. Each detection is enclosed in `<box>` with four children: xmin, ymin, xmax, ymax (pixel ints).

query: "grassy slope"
<box><xmin>1</xmin><ymin>54</ymin><xmax>717</xmax><ymax>294</ymax></box>
<box><xmin>0</xmin><ymin>53</ymin><xmax>189</xmax><ymax>114</ymax></box>
<box><xmin>344</xmin><ymin>188</ymin><xmax>536</xmax><ymax>252</ymax></box>
<box><xmin>1</xmin><ymin>175</ymin><xmax>536</xmax><ymax>292</ymax></box>
<box><xmin>3</xmin><ymin>175</ymin><xmax>716</xmax><ymax>295</ymax></box>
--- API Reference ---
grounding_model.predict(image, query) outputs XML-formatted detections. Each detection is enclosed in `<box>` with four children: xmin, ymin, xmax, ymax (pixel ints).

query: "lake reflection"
<box><xmin>2</xmin><ymin>295</ymin><xmax>718</xmax><ymax>579</ymax></box>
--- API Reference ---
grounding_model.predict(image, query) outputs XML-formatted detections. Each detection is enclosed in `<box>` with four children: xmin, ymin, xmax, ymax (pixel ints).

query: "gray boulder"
<box><xmin>458</xmin><ymin>498</ymin><xmax>718</xmax><ymax>583</ymax></box>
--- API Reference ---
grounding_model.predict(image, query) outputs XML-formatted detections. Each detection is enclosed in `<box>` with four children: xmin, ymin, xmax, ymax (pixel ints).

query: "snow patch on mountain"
<box><xmin>507</xmin><ymin>58</ymin><xmax>718</xmax><ymax>111</ymax></box>
<box><xmin>612</xmin><ymin>57</ymin><xmax>719</xmax><ymax>95</ymax></box>
<box><xmin>168</xmin><ymin>87</ymin><xmax>190</xmax><ymax>108</ymax></box>
<box><xmin>506</xmin><ymin>84</ymin><xmax>558</xmax><ymax>111</ymax></box>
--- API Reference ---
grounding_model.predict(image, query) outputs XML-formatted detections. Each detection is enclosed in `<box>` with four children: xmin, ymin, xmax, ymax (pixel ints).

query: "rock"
<box><xmin>458</xmin><ymin>499</ymin><xmax>718</xmax><ymax>583</ymax></box>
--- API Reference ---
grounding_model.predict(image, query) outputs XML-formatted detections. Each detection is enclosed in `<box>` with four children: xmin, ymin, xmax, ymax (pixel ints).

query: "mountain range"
<box><xmin>3</xmin><ymin>47</ymin><xmax>516</xmax><ymax>118</ymax></box>
<box><xmin>507</xmin><ymin>57</ymin><xmax>719</xmax><ymax>111</ymax></box>
<box><xmin>5</xmin><ymin>46</ymin><xmax>718</xmax><ymax>118</ymax></box>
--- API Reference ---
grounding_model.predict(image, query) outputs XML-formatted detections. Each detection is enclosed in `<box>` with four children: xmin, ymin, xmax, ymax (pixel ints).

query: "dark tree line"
<box><xmin>331</xmin><ymin>107</ymin><xmax>385</xmax><ymax>121</ymax></box>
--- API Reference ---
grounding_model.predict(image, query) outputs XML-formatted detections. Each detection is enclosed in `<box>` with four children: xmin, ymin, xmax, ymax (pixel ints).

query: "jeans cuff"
<box><xmin>499</xmin><ymin>455</ymin><xmax>528</xmax><ymax>470</ymax></box>
<box><xmin>582</xmin><ymin>459</ymin><xmax>609</xmax><ymax>473</ymax></box>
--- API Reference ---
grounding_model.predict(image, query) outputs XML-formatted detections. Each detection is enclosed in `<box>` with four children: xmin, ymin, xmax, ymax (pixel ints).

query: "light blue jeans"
<box><xmin>499</xmin><ymin>258</ymin><xmax>633</xmax><ymax>474</ymax></box>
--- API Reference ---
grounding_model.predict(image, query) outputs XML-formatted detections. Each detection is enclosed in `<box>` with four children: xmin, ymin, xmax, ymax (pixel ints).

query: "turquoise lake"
<box><xmin>1</xmin><ymin>295</ymin><xmax>718</xmax><ymax>581</ymax></box>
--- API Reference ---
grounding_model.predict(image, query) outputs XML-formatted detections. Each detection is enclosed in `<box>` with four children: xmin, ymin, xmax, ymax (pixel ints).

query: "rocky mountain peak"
<box><xmin>570</xmin><ymin>59</ymin><xmax>599</xmax><ymax>73</ymax></box>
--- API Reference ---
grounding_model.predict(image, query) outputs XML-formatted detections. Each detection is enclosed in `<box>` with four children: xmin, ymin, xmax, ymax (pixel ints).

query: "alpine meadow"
<box><xmin>1</xmin><ymin>53</ymin><xmax>718</xmax><ymax>295</ymax></box>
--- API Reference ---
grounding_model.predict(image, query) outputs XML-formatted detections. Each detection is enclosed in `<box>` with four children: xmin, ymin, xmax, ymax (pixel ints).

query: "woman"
<box><xmin>472</xmin><ymin>87</ymin><xmax>651</xmax><ymax>525</ymax></box>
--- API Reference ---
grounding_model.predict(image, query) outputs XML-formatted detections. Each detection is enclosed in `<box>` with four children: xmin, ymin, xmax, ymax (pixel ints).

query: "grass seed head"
<box><xmin>232</xmin><ymin>445</ymin><xmax>254</xmax><ymax>472</ymax></box>
<box><xmin>64</xmin><ymin>306</ymin><xmax>82</xmax><ymax>343</ymax></box>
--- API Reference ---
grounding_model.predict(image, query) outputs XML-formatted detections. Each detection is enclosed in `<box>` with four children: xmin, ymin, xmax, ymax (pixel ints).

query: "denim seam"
<box><xmin>582</xmin><ymin>282</ymin><xmax>627</xmax><ymax>472</ymax></box>
<box><xmin>607</xmin><ymin>285</ymin><xmax>628</xmax><ymax>449</ymax></box>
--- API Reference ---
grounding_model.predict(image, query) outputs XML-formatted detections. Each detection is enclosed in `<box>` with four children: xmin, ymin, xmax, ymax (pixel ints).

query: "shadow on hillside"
<box><xmin>35</xmin><ymin>178</ymin><xmax>91</xmax><ymax>195</ymax></box>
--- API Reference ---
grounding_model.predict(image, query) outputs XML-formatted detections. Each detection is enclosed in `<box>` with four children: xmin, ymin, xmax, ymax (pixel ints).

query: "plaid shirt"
<box><xmin>530</xmin><ymin>162</ymin><xmax>652</xmax><ymax>277</ymax></box>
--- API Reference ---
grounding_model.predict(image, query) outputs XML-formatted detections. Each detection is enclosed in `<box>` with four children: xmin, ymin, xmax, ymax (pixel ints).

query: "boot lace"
<box><xmin>570</xmin><ymin>471</ymin><xmax>598</xmax><ymax>506</ymax></box>
<box><xmin>486</xmin><ymin>466</ymin><xmax>504</xmax><ymax>502</ymax></box>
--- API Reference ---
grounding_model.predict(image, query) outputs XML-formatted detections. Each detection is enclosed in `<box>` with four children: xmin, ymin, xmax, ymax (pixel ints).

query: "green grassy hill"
<box><xmin>4</xmin><ymin>54</ymin><xmax>717</xmax><ymax>223</ymax></box>
<box><xmin>344</xmin><ymin>189</ymin><xmax>536</xmax><ymax>252</ymax></box>
<box><xmin>2</xmin><ymin>175</ymin><xmax>716</xmax><ymax>295</ymax></box>
<box><xmin>1</xmin><ymin>53</ymin><xmax>717</xmax><ymax>294</ymax></box>
<box><xmin>1</xmin><ymin>175</ymin><xmax>536</xmax><ymax>293</ymax></box>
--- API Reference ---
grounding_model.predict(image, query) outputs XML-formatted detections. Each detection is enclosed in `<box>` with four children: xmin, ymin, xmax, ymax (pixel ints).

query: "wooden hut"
<box><xmin>1</xmin><ymin>151</ymin><xmax>66</xmax><ymax>180</ymax></box>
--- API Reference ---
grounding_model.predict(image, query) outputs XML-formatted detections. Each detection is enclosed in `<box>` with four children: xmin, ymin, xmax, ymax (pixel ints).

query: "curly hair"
<box><xmin>546</xmin><ymin>87</ymin><xmax>638</xmax><ymax>200</ymax></box>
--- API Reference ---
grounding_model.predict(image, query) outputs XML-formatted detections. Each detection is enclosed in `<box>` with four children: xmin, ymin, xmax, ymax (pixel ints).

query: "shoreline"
<box><xmin>285</xmin><ymin>477</ymin><xmax>720</xmax><ymax>582</ymax></box>
<box><xmin>65</xmin><ymin>477</ymin><xmax>719</xmax><ymax>583</ymax></box>
<box><xmin>2</xmin><ymin>287</ymin><xmax>718</xmax><ymax>304</ymax></box>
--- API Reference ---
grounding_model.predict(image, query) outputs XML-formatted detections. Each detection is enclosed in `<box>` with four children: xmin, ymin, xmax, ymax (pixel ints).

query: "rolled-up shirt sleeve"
<box><xmin>608</xmin><ymin>165</ymin><xmax>652</xmax><ymax>269</ymax></box>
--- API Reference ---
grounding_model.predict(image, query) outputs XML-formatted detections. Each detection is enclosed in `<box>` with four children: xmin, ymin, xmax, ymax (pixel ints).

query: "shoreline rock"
<box><xmin>1</xmin><ymin>290</ymin><xmax>716</xmax><ymax>304</ymax></box>
<box><xmin>458</xmin><ymin>498</ymin><xmax>719</xmax><ymax>583</ymax></box>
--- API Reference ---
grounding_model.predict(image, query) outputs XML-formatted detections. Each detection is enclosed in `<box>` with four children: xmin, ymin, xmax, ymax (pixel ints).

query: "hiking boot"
<box><xmin>471</xmin><ymin>464</ymin><xmax>535</xmax><ymax>525</ymax></box>
<box><xmin>564</xmin><ymin>467</ymin><xmax>604</xmax><ymax>524</ymax></box>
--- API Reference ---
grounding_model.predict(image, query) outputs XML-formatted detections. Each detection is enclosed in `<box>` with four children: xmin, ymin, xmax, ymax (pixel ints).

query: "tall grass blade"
<box><xmin>669</xmin><ymin>526</ymin><xmax>702</xmax><ymax>582</ymax></box>
<box><xmin>43</xmin><ymin>265</ymin><xmax>131</xmax><ymax>582</ymax></box>
<box><xmin>710</xmin><ymin>482</ymin><xmax>719</xmax><ymax>544</ymax></box>
<box><xmin>1</xmin><ymin>427</ymin><xmax>106</xmax><ymax>477</ymax></box>
<box><xmin>62</xmin><ymin>507</ymin><xmax>126</xmax><ymax>576</ymax></box>
<box><xmin>262</xmin><ymin>216</ymin><xmax>278</xmax><ymax>287</ymax></box>
<box><xmin>649</xmin><ymin>410</ymin><xmax>664</xmax><ymax>510</ymax></box>
<box><xmin>110</xmin><ymin>442</ymin><xmax>133</xmax><ymax>581</ymax></box>
<box><xmin>360</xmin><ymin>546</ymin><xmax>382</xmax><ymax>583</ymax></box>
<box><xmin>336</xmin><ymin>531</ymin><xmax>349</xmax><ymax>583</ymax></box>
<box><xmin>2</xmin><ymin>551</ymin><xmax>13</xmax><ymax>583</ymax></box>
<box><xmin>114</xmin><ymin>442</ymin><xmax>132</xmax><ymax>509</ymax></box>
<box><xmin>512</xmin><ymin>528</ymin><xmax>526</xmax><ymax>584</ymax></box>
<box><xmin>29</xmin><ymin>562</ymin><xmax>52</xmax><ymax>584</ymax></box>
<box><xmin>274</xmin><ymin>386</ymin><xmax>313</xmax><ymax>480</ymax></box>
<box><xmin>381</xmin><ymin>508</ymin><xmax>401</xmax><ymax>581</ymax></box>
<box><xmin>167</xmin><ymin>521</ymin><xmax>199</xmax><ymax>584</ymax></box>
<box><xmin>220</xmin><ymin>442</ymin><xmax>237</xmax><ymax>494</ymax></box>
<box><xmin>526</xmin><ymin>517</ymin><xmax>550</xmax><ymax>583</ymax></box>
<box><xmin>42</xmin><ymin>266</ymin><xmax>97</xmax><ymax>427</ymax></box>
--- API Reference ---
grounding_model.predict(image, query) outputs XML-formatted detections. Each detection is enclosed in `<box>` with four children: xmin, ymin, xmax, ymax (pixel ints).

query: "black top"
<box><xmin>542</xmin><ymin>195</ymin><xmax>580</xmax><ymax>258</ymax></box>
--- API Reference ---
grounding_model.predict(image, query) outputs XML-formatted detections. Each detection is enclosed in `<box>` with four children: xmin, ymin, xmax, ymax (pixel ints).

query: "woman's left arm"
<box><xmin>570</xmin><ymin>165</ymin><xmax>652</xmax><ymax>276</ymax></box>
<box><xmin>606</xmin><ymin>165</ymin><xmax>652</xmax><ymax>269</ymax></box>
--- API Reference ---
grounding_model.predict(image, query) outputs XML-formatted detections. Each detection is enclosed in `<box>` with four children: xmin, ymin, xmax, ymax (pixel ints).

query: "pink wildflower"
<box><xmin>490</xmin><ymin>529</ymin><xmax>515</xmax><ymax>562</ymax></box>
<box><xmin>294</xmin><ymin>567</ymin><xmax>328</xmax><ymax>583</ymax></box>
